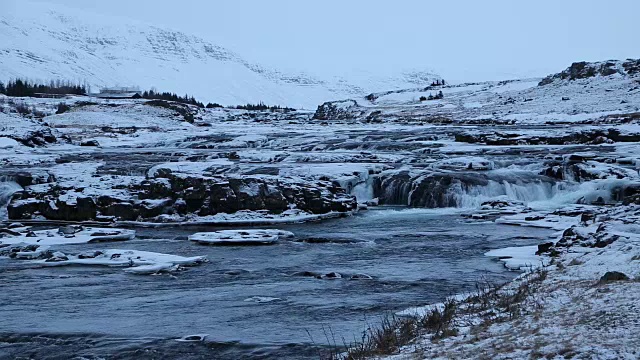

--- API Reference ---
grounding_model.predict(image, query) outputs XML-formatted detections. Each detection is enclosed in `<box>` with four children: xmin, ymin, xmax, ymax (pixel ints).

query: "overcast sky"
<box><xmin>41</xmin><ymin>0</ymin><xmax>639</xmax><ymax>82</ymax></box>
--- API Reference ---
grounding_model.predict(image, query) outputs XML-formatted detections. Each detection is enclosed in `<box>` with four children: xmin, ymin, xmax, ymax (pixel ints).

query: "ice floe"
<box><xmin>484</xmin><ymin>245</ymin><xmax>548</xmax><ymax>270</ymax></box>
<box><xmin>39</xmin><ymin>249</ymin><xmax>207</xmax><ymax>274</ymax></box>
<box><xmin>0</xmin><ymin>226</ymin><xmax>135</xmax><ymax>246</ymax></box>
<box><xmin>189</xmin><ymin>229</ymin><xmax>294</xmax><ymax>245</ymax></box>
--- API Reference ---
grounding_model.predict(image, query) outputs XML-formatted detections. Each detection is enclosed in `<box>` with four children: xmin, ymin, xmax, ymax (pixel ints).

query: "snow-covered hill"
<box><xmin>312</xmin><ymin>59</ymin><xmax>640</xmax><ymax>124</ymax></box>
<box><xmin>0</xmin><ymin>1</ymin><xmax>438</xmax><ymax>109</ymax></box>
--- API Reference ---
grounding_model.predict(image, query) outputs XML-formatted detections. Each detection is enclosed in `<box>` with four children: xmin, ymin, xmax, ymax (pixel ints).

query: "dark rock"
<box><xmin>323</xmin><ymin>272</ymin><xmax>342</xmax><ymax>279</ymax></box>
<box><xmin>80</xmin><ymin>140</ymin><xmax>100</xmax><ymax>147</ymax></box>
<box><xmin>561</xmin><ymin>227</ymin><xmax>584</xmax><ymax>240</ymax></box>
<box><xmin>313</xmin><ymin>100</ymin><xmax>361</xmax><ymax>120</ymax></box>
<box><xmin>103</xmin><ymin>202</ymin><xmax>139</xmax><ymax>221</ymax></box>
<box><xmin>525</xmin><ymin>216</ymin><xmax>545</xmax><ymax>221</ymax></box>
<box><xmin>181</xmin><ymin>335</ymin><xmax>206</xmax><ymax>342</ymax></box>
<box><xmin>45</xmin><ymin>253</ymin><xmax>69</xmax><ymax>262</ymax></box>
<box><xmin>292</xmin><ymin>271</ymin><xmax>321</xmax><ymax>278</ymax></box>
<box><xmin>9</xmin><ymin>128</ymin><xmax>59</xmax><ymax>147</ymax></box>
<box><xmin>14</xmin><ymin>172</ymin><xmax>33</xmax><ymax>188</ymax></box>
<box><xmin>580</xmin><ymin>213</ymin><xmax>596</xmax><ymax>224</ymax></box>
<box><xmin>535</xmin><ymin>242</ymin><xmax>554</xmax><ymax>255</ymax></box>
<box><xmin>599</xmin><ymin>271</ymin><xmax>629</xmax><ymax>282</ymax></box>
<box><xmin>0</xmin><ymin>228</ymin><xmax>21</xmax><ymax>236</ymax></box>
<box><xmin>618</xmin><ymin>184</ymin><xmax>640</xmax><ymax>205</ymax></box>
<box><xmin>539</xmin><ymin>59</ymin><xmax>639</xmax><ymax>86</ymax></box>
<box><xmin>567</xmin><ymin>154</ymin><xmax>586</xmax><ymax>163</ymax></box>
<box><xmin>8</xmin><ymin>169</ymin><xmax>357</xmax><ymax>222</ymax></box>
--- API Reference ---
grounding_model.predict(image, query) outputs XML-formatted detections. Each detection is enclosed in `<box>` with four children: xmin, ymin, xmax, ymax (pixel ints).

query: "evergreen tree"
<box><xmin>2</xmin><ymin>78</ymin><xmax>87</xmax><ymax>97</ymax></box>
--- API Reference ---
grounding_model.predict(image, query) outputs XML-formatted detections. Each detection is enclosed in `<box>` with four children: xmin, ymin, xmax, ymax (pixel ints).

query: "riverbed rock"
<box><xmin>80</xmin><ymin>139</ymin><xmax>100</xmax><ymax>147</ymax></box>
<box><xmin>535</xmin><ymin>242</ymin><xmax>555</xmax><ymax>255</ymax></box>
<box><xmin>7</xmin><ymin>166</ymin><xmax>357</xmax><ymax>222</ymax></box>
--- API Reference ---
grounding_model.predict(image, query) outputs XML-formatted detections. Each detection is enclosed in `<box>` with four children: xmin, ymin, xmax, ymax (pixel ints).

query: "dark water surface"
<box><xmin>0</xmin><ymin>208</ymin><xmax>552</xmax><ymax>359</ymax></box>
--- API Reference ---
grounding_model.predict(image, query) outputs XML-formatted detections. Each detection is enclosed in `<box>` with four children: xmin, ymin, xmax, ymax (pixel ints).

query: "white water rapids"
<box><xmin>0</xmin><ymin>179</ymin><xmax>21</xmax><ymax>220</ymax></box>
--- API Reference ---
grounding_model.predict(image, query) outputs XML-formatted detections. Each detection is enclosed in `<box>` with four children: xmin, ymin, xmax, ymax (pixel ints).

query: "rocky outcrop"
<box><xmin>555</xmin><ymin>223</ymin><xmax>619</xmax><ymax>249</ymax></box>
<box><xmin>599</xmin><ymin>271</ymin><xmax>630</xmax><ymax>282</ymax></box>
<box><xmin>10</xmin><ymin>128</ymin><xmax>59</xmax><ymax>147</ymax></box>
<box><xmin>7</xmin><ymin>167</ymin><xmax>357</xmax><ymax>222</ymax></box>
<box><xmin>313</xmin><ymin>100</ymin><xmax>362</xmax><ymax>120</ymax></box>
<box><xmin>456</xmin><ymin>129</ymin><xmax>640</xmax><ymax>146</ymax></box>
<box><xmin>539</xmin><ymin>59</ymin><xmax>640</xmax><ymax>86</ymax></box>
<box><xmin>616</xmin><ymin>184</ymin><xmax>640</xmax><ymax>205</ymax></box>
<box><xmin>144</xmin><ymin>100</ymin><xmax>199</xmax><ymax>123</ymax></box>
<box><xmin>540</xmin><ymin>160</ymin><xmax>629</xmax><ymax>183</ymax></box>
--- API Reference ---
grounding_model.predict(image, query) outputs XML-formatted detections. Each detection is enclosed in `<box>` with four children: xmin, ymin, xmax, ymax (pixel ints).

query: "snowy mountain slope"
<box><xmin>0</xmin><ymin>1</ymin><xmax>438</xmax><ymax>109</ymax></box>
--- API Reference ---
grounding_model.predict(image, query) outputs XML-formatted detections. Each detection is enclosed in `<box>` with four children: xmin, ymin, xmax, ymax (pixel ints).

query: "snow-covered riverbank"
<box><xmin>380</xmin><ymin>204</ymin><xmax>640</xmax><ymax>359</ymax></box>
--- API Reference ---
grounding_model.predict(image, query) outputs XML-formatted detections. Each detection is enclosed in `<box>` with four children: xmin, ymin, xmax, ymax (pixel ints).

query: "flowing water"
<box><xmin>0</xmin><ymin>179</ymin><xmax>21</xmax><ymax>220</ymax></box>
<box><xmin>0</xmin><ymin>208</ymin><xmax>553</xmax><ymax>359</ymax></box>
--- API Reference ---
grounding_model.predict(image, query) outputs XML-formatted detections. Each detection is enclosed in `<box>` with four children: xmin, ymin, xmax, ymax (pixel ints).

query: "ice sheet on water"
<box><xmin>0</xmin><ymin>226</ymin><xmax>135</xmax><ymax>246</ymax></box>
<box><xmin>189</xmin><ymin>229</ymin><xmax>294</xmax><ymax>245</ymax></box>
<box><xmin>38</xmin><ymin>249</ymin><xmax>207</xmax><ymax>274</ymax></box>
<box><xmin>484</xmin><ymin>245</ymin><xmax>548</xmax><ymax>271</ymax></box>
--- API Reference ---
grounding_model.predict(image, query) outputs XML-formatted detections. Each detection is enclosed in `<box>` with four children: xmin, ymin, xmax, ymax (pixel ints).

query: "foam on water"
<box><xmin>450</xmin><ymin>177</ymin><xmax>632</xmax><ymax>210</ymax></box>
<box><xmin>450</xmin><ymin>179</ymin><xmax>556</xmax><ymax>208</ymax></box>
<box><xmin>0</xmin><ymin>179</ymin><xmax>21</xmax><ymax>220</ymax></box>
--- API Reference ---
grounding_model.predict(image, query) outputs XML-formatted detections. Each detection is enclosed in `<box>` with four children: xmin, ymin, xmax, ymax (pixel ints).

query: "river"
<box><xmin>0</xmin><ymin>208</ymin><xmax>552</xmax><ymax>359</ymax></box>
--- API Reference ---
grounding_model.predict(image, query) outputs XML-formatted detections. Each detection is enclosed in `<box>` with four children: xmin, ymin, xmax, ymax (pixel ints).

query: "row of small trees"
<box><xmin>0</xmin><ymin>79</ymin><xmax>295</xmax><ymax>112</ymax></box>
<box><xmin>0</xmin><ymin>79</ymin><xmax>87</xmax><ymax>97</ymax></box>
<box><xmin>234</xmin><ymin>102</ymin><xmax>295</xmax><ymax>112</ymax></box>
<box><xmin>140</xmin><ymin>91</ymin><xmax>292</xmax><ymax>111</ymax></box>
<box><xmin>141</xmin><ymin>90</ymin><xmax>205</xmax><ymax>108</ymax></box>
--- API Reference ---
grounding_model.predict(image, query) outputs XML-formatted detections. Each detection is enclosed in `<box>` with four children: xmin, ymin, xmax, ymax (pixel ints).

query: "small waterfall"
<box><xmin>351</xmin><ymin>176</ymin><xmax>375</xmax><ymax>202</ymax></box>
<box><xmin>374</xmin><ymin>170</ymin><xmax>629</xmax><ymax>209</ymax></box>
<box><xmin>450</xmin><ymin>179</ymin><xmax>558</xmax><ymax>208</ymax></box>
<box><xmin>0</xmin><ymin>179</ymin><xmax>22</xmax><ymax>220</ymax></box>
